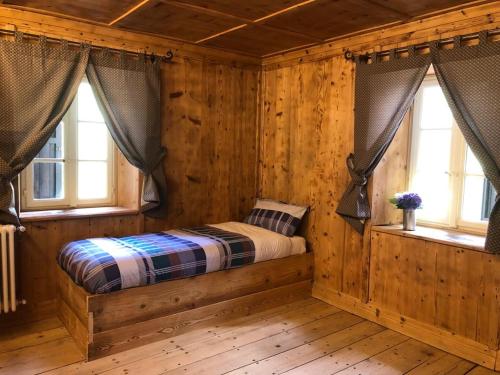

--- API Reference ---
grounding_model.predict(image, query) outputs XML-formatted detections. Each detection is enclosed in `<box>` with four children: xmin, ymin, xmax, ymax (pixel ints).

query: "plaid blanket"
<box><xmin>58</xmin><ymin>226</ymin><xmax>256</xmax><ymax>294</ymax></box>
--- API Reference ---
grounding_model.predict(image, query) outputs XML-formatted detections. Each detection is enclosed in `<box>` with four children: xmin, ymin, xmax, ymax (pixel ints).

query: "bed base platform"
<box><xmin>56</xmin><ymin>252</ymin><xmax>313</xmax><ymax>360</ymax></box>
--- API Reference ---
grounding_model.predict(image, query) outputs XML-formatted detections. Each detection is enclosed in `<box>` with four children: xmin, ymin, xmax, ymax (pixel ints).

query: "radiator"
<box><xmin>0</xmin><ymin>225</ymin><xmax>26</xmax><ymax>313</ymax></box>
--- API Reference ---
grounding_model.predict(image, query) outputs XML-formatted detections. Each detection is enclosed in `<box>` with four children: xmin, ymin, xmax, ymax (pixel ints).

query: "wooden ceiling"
<box><xmin>1</xmin><ymin>0</ymin><xmax>487</xmax><ymax>57</ymax></box>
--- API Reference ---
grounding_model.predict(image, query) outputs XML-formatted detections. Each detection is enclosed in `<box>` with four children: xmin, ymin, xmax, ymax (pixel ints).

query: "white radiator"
<box><xmin>0</xmin><ymin>225</ymin><xmax>26</xmax><ymax>313</ymax></box>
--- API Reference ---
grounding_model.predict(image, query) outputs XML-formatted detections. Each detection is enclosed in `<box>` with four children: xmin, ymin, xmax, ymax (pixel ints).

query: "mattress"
<box><xmin>58</xmin><ymin>222</ymin><xmax>306</xmax><ymax>294</ymax></box>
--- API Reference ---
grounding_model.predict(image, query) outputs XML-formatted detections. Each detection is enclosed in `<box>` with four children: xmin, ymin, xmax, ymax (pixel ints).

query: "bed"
<box><xmin>56</xmin><ymin>219</ymin><xmax>312</xmax><ymax>360</ymax></box>
<box><xmin>58</xmin><ymin>221</ymin><xmax>306</xmax><ymax>294</ymax></box>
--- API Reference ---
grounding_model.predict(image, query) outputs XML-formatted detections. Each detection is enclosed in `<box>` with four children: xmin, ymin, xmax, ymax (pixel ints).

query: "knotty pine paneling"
<box><xmin>258</xmin><ymin>56</ymin><xmax>356</xmax><ymax>296</ymax></box>
<box><xmin>370</xmin><ymin>231</ymin><xmax>500</xmax><ymax>349</ymax></box>
<box><xmin>145</xmin><ymin>57</ymin><xmax>259</xmax><ymax>232</ymax></box>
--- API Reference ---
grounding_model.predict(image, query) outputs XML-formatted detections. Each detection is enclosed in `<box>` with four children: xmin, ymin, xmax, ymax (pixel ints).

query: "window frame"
<box><xmin>408</xmin><ymin>74</ymin><xmax>488</xmax><ymax>235</ymax></box>
<box><xmin>21</xmin><ymin>78</ymin><xmax>116</xmax><ymax>211</ymax></box>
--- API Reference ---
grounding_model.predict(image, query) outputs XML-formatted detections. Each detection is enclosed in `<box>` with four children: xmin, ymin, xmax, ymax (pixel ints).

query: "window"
<box><xmin>409</xmin><ymin>75</ymin><xmax>494</xmax><ymax>233</ymax></box>
<box><xmin>21</xmin><ymin>77</ymin><xmax>116</xmax><ymax>210</ymax></box>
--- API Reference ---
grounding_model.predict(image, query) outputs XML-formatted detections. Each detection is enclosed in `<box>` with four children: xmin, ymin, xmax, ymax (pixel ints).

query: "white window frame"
<box><xmin>408</xmin><ymin>74</ymin><xmax>488</xmax><ymax>234</ymax></box>
<box><xmin>21</xmin><ymin>78</ymin><xmax>116</xmax><ymax>210</ymax></box>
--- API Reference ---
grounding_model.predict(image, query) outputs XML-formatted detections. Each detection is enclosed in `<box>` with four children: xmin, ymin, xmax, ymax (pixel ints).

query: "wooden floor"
<box><xmin>0</xmin><ymin>298</ymin><xmax>497</xmax><ymax>375</ymax></box>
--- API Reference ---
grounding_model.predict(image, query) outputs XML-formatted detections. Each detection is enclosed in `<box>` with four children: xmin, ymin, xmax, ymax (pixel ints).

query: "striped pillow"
<box><xmin>244</xmin><ymin>199</ymin><xmax>308</xmax><ymax>237</ymax></box>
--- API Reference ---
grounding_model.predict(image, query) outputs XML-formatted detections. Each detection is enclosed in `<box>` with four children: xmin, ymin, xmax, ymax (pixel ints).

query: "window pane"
<box><xmin>465</xmin><ymin>146</ymin><xmax>484</xmax><ymax>175</ymax></box>
<box><xmin>420</xmin><ymin>85</ymin><xmax>454</xmax><ymax>129</ymax></box>
<box><xmin>78</xmin><ymin>81</ymin><xmax>105</xmax><ymax>123</ymax></box>
<box><xmin>411</xmin><ymin>171</ymin><xmax>450</xmax><ymax>223</ymax></box>
<box><xmin>78</xmin><ymin>122</ymin><xmax>108</xmax><ymax>160</ymax></box>
<box><xmin>35</xmin><ymin>124</ymin><xmax>63</xmax><ymax>159</ymax></box>
<box><xmin>33</xmin><ymin>162</ymin><xmax>64</xmax><ymax>199</ymax></box>
<box><xmin>78</xmin><ymin>161</ymin><xmax>108</xmax><ymax>200</ymax></box>
<box><xmin>462</xmin><ymin>175</ymin><xmax>487</xmax><ymax>222</ymax></box>
<box><xmin>415</xmin><ymin>129</ymin><xmax>451</xmax><ymax>173</ymax></box>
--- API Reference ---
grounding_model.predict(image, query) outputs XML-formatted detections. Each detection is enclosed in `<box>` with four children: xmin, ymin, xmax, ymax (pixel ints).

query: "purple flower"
<box><xmin>389</xmin><ymin>192</ymin><xmax>423</xmax><ymax>210</ymax></box>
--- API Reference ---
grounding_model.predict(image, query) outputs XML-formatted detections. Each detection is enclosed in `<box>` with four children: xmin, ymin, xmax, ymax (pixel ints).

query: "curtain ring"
<box><xmin>389</xmin><ymin>49</ymin><xmax>396</xmax><ymax>60</ymax></box>
<box><xmin>408</xmin><ymin>45</ymin><xmax>416</xmax><ymax>57</ymax></box>
<box><xmin>370</xmin><ymin>52</ymin><xmax>377</xmax><ymax>64</ymax></box>
<box><xmin>429</xmin><ymin>40</ymin><xmax>439</xmax><ymax>51</ymax></box>
<box><xmin>60</xmin><ymin>39</ymin><xmax>69</xmax><ymax>50</ymax></box>
<box><xmin>14</xmin><ymin>31</ymin><xmax>24</xmax><ymax>42</ymax></box>
<box><xmin>453</xmin><ymin>36</ymin><xmax>461</xmax><ymax>49</ymax></box>
<box><xmin>479</xmin><ymin>30</ymin><xmax>488</xmax><ymax>44</ymax></box>
<box><xmin>38</xmin><ymin>35</ymin><xmax>47</xmax><ymax>48</ymax></box>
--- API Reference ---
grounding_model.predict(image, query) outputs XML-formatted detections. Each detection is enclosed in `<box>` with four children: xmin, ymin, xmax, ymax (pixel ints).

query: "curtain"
<box><xmin>431</xmin><ymin>32</ymin><xmax>500</xmax><ymax>253</ymax></box>
<box><xmin>86</xmin><ymin>50</ymin><xmax>167</xmax><ymax>217</ymax></box>
<box><xmin>0</xmin><ymin>32</ymin><xmax>89</xmax><ymax>225</ymax></box>
<box><xmin>336</xmin><ymin>48</ymin><xmax>431</xmax><ymax>233</ymax></box>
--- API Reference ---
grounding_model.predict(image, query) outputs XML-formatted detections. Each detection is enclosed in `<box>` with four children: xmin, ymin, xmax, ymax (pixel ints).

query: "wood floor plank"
<box><xmin>331</xmin><ymin>339</ymin><xmax>445</xmax><ymax>375</ymax></box>
<box><xmin>405</xmin><ymin>353</ymin><xmax>476</xmax><ymax>374</ymax></box>
<box><xmin>226</xmin><ymin>321</ymin><xmax>387</xmax><ymax>375</ymax></box>
<box><xmin>284</xmin><ymin>329</ymin><xmax>409</xmax><ymax>375</ymax></box>
<box><xmin>105</xmin><ymin>309</ymin><xmax>355</xmax><ymax>374</ymax></box>
<box><xmin>0</xmin><ymin>337</ymin><xmax>83</xmax><ymax>375</ymax></box>
<box><xmin>0</xmin><ymin>318</ymin><xmax>68</xmax><ymax>354</ymax></box>
<box><xmin>465</xmin><ymin>366</ymin><xmax>500</xmax><ymax>374</ymax></box>
<box><xmin>0</xmin><ymin>298</ymin><xmax>496</xmax><ymax>375</ymax></box>
<box><xmin>43</xmin><ymin>298</ymin><xmax>326</xmax><ymax>375</ymax></box>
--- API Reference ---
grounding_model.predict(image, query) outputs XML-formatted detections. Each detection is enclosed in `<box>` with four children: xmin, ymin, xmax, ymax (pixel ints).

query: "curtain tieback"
<box><xmin>143</xmin><ymin>147</ymin><xmax>167</xmax><ymax>176</ymax></box>
<box><xmin>346</xmin><ymin>154</ymin><xmax>367</xmax><ymax>186</ymax></box>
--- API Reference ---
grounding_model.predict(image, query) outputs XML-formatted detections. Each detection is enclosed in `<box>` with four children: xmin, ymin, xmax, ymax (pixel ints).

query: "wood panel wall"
<box><xmin>0</xmin><ymin>9</ymin><xmax>259</xmax><ymax>326</ymax></box>
<box><xmin>370</xmin><ymin>231</ymin><xmax>499</xmax><ymax>351</ymax></box>
<box><xmin>258</xmin><ymin>1</ymin><xmax>500</xmax><ymax>368</ymax></box>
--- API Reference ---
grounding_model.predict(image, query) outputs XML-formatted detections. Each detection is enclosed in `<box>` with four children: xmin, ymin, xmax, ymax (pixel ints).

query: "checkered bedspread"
<box><xmin>58</xmin><ymin>226</ymin><xmax>256</xmax><ymax>294</ymax></box>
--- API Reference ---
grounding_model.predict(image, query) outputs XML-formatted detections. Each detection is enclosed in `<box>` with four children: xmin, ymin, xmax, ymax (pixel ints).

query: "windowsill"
<box><xmin>20</xmin><ymin>206</ymin><xmax>140</xmax><ymax>223</ymax></box>
<box><xmin>371</xmin><ymin>224</ymin><xmax>487</xmax><ymax>253</ymax></box>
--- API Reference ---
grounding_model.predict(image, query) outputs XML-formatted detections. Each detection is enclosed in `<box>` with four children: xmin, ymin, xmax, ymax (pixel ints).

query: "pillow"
<box><xmin>244</xmin><ymin>199</ymin><xmax>308</xmax><ymax>237</ymax></box>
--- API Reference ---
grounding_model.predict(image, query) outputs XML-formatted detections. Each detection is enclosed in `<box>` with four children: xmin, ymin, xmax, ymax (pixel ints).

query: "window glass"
<box><xmin>33</xmin><ymin>162</ymin><xmax>64</xmax><ymax>200</ymax></box>
<box><xmin>78</xmin><ymin>161</ymin><xmax>108</xmax><ymax>200</ymax></box>
<box><xmin>23</xmin><ymin>76</ymin><xmax>114</xmax><ymax>210</ymax></box>
<box><xmin>410</xmin><ymin>76</ymin><xmax>490</xmax><ymax>232</ymax></box>
<box><xmin>77</xmin><ymin>82</ymin><xmax>105</xmax><ymax>123</ymax></box>
<box><xmin>78</xmin><ymin>122</ymin><xmax>108</xmax><ymax>161</ymax></box>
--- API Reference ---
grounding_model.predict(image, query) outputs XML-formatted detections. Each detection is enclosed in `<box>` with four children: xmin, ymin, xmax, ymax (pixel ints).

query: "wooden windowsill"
<box><xmin>371</xmin><ymin>224</ymin><xmax>487</xmax><ymax>253</ymax></box>
<box><xmin>20</xmin><ymin>206</ymin><xmax>140</xmax><ymax>223</ymax></box>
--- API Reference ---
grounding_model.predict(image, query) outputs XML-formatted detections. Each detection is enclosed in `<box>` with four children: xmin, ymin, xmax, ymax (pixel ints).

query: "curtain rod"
<box><xmin>344</xmin><ymin>28</ymin><xmax>500</xmax><ymax>62</ymax></box>
<box><xmin>0</xmin><ymin>28</ymin><xmax>174</xmax><ymax>62</ymax></box>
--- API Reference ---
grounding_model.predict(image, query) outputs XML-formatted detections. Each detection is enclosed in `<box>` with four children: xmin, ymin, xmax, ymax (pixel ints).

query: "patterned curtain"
<box><xmin>336</xmin><ymin>48</ymin><xmax>431</xmax><ymax>233</ymax></box>
<box><xmin>431</xmin><ymin>32</ymin><xmax>500</xmax><ymax>253</ymax></box>
<box><xmin>86</xmin><ymin>50</ymin><xmax>167</xmax><ymax>217</ymax></box>
<box><xmin>0</xmin><ymin>32</ymin><xmax>89</xmax><ymax>225</ymax></box>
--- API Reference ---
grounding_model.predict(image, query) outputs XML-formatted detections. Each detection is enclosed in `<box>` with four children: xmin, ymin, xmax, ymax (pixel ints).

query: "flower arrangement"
<box><xmin>389</xmin><ymin>192</ymin><xmax>423</xmax><ymax>210</ymax></box>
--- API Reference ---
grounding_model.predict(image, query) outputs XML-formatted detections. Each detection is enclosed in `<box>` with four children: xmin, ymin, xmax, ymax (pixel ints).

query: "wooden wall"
<box><xmin>145</xmin><ymin>58</ymin><xmax>259</xmax><ymax>232</ymax></box>
<box><xmin>258</xmin><ymin>55</ymin><xmax>357</xmax><ymax>296</ymax></box>
<box><xmin>0</xmin><ymin>7</ymin><xmax>259</xmax><ymax>326</ymax></box>
<box><xmin>259</xmin><ymin>1</ymin><xmax>500</xmax><ymax>368</ymax></box>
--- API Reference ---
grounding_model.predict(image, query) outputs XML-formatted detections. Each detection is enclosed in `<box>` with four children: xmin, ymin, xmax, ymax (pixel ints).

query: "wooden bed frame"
<box><xmin>56</xmin><ymin>252</ymin><xmax>313</xmax><ymax>360</ymax></box>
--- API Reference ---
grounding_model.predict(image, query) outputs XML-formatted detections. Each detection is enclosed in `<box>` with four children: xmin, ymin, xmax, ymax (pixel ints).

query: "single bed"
<box><xmin>58</xmin><ymin>221</ymin><xmax>306</xmax><ymax>294</ymax></box>
<box><xmin>56</xmin><ymin>220</ymin><xmax>312</xmax><ymax>360</ymax></box>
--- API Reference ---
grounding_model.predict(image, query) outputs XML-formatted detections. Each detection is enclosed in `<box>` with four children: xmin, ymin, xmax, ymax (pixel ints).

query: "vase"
<box><xmin>403</xmin><ymin>209</ymin><xmax>416</xmax><ymax>231</ymax></box>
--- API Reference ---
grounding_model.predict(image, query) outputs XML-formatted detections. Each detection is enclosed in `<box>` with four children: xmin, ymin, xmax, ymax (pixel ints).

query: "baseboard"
<box><xmin>312</xmin><ymin>285</ymin><xmax>497</xmax><ymax>370</ymax></box>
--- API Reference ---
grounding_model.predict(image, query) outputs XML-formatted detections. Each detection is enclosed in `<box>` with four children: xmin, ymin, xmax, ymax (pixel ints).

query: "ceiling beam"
<box><xmin>157</xmin><ymin>0</ymin><xmax>323</xmax><ymax>44</ymax></box>
<box><xmin>109</xmin><ymin>0</ymin><xmax>151</xmax><ymax>26</ymax></box>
